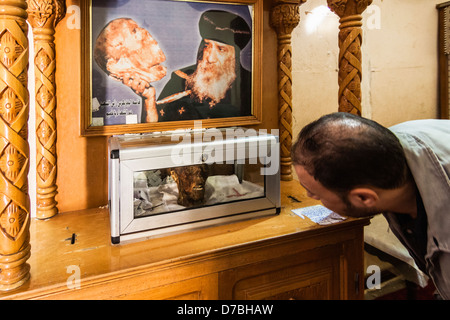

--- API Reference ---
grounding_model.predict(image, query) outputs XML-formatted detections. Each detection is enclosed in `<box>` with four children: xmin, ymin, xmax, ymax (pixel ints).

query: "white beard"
<box><xmin>186</xmin><ymin>56</ymin><xmax>236</xmax><ymax>107</ymax></box>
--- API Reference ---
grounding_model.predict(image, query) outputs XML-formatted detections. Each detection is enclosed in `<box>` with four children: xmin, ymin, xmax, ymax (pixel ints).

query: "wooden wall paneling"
<box><xmin>0</xmin><ymin>0</ymin><xmax>31</xmax><ymax>292</ymax></box>
<box><xmin>326</xmin><ymin>0</ymin><xmax>372</xmax><ymax>115</ymax></box>
<box><xmin>26</xmin><ymin>0</ymin><xmax>66</xmax><ymax>219</ymax></box>
<box><xmin>437</xmin><ymin>2</ymin><xmax>450</xmax><ymax>119</ymax></box>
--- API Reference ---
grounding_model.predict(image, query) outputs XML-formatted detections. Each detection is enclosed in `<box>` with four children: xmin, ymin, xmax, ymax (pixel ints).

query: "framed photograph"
<box><xmin>81</xmin><ymin>0</ymin><xmax>262</xmax><ymax>136</ymax></box>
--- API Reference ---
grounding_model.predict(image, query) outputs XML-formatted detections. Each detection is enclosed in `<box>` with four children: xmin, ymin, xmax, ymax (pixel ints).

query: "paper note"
<box><xmin>92</xmin><ymin>97</ymin><xmax>100</xmax><ymax>112</ymax></box>
<box><xmin>92</xmin><ymin>117</ymin><xmax>104</xmax><ymax>126</ymax></box>
<box><xmin>292</xmin><ymin>205</ymin><xmax>346</xmax><ymax>225</ymax></box>
<box><xmin>126</xmin><ymin>114</ymin><xmax>138</xmax><ymax>124</ymax></box>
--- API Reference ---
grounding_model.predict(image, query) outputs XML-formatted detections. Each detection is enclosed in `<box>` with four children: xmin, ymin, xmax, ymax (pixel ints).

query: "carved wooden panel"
<box><xmin>219</xmin><ymin>245</ymin><xmax>341</xmax><ymax>300</ymax></box>
<box><xmin>327</xmin><ymin>0</ymin><xmax>372</xmax><ymax>115</ymax></box>
<box><xmin>116</xmin><ymin>274</ymin><xmax>219</xmax><ymax>300</ymax></box>
<box><xmin>270</xmin><ymin>0</ymin><xmax>306</xmax><ymax>181</ymax></box>
<box><xmin>231</xmin><ymin>266</ymin><xmax>334</xmax><ymax>300</ymax></box>
<box><xmin>26</xmin><ymin>0</ymin><xmax>66</xmax><ymax>219</ymax></box>
<box><xmin>0</xmin><ymin>0</ymin><xmax>31</xmax><ymax>292</ymax></box>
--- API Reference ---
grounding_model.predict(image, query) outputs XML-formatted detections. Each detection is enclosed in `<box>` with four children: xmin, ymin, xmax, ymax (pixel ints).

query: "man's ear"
<box><xmin>348</xmin><ymin>188</ymin><xmax>379</xmax><ymax>208</ymax></box>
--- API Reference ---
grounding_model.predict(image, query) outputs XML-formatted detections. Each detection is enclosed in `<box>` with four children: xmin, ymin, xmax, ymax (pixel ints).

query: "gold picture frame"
<box><xmin>81</xmin><ymin>0</ymin><xmax>262</xmax><ymax>136</ymax></box>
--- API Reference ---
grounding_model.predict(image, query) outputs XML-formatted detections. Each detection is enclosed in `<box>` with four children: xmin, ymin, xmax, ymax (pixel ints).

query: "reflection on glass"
<box><xmin>133</xmin><ymin>162</ymin><xmax>265</xmax><ymax>218</ymax></box>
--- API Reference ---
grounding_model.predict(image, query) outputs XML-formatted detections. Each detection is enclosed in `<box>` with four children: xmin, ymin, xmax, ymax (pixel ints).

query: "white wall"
<box><xmin>291</xmin><ymin>0</ymin><xmax>441</xmax><ymax>140</ymax></box>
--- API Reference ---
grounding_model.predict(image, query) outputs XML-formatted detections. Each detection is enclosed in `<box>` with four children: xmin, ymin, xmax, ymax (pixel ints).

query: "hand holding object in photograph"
<box><xmin>94</xmin><ymin>18</ymin><xmax>166</xmax><ymax>122</ymax></box>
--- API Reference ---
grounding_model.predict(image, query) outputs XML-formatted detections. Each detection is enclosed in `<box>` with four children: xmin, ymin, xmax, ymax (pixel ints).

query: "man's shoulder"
<box><xmin>390</xmin><ymin>119</ymin><xmax>450</xmax><ymax>135</ymax></box>
<box><xmin>389</xmin><ymin>119</ymin><xmax>450</xmax><ymax>151</ymax></box>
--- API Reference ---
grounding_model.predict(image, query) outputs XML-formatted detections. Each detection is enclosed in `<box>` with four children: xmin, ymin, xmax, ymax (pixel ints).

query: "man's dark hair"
<box><xmin>291</xmin><ymin>112</ymin><xmax>410</xmax><ymax>193</ymax></box>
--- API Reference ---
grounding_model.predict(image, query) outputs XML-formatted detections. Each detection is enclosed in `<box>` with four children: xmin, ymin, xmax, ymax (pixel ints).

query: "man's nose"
<box><xmin>206</xmin><ymin>47</ymin><xmax>218</xmax><ymax>63</ymax></box>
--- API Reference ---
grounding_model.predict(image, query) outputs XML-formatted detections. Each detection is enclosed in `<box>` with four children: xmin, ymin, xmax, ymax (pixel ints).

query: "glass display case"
<box><xmin>108</xmin><ymin>127</ymin><xmax>280</xmax><ymax>243</ymax></box>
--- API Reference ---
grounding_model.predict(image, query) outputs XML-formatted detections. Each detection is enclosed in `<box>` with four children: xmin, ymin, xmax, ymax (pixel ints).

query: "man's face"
<box><xmin>201</xmin><ymin>39</ymin><xmax>235</xmax><ymax>66</ymax></box>
<box><xmin>186</xmin><ymin>39</ymin><xmax>236</xmax><ymax>106</ymax></box>
<box><xmin>294</xmin><ymin>165</ymin><xmax>349</xmax><ymax>215</ymax></box>
<box><xmin>294</xmin><ymin>165</ymin><xmax>379</xmax><ymax>218</ymax></box>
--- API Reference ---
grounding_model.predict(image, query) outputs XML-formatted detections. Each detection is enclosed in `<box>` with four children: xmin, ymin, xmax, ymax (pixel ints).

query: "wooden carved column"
<box><xmin>270</xmin><ymin>0</ymin><xmax>306</xmax><ymax>181</ymax></box>
<box><xmin>0</xmin><ymin>0</ymin><xmax>31</xmax><ymax>291</ymax></box>
<box><xmin>26</xmin><ymin>0</ymin><xmax>65</xmax><ymax>219</ymax></box>
<box><xmin>327</xmin><ymin>0</ymin><xmax>372</xmax><ymax>115</ymax></box>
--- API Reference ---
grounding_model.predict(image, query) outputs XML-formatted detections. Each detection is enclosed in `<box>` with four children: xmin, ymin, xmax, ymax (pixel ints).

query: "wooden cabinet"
<box><xmin>115</xmin><ymin>274</ymin><xmax>219</xmax><ymax>300</ymax></box>
<box><xmin>218</xmin><ymin>229</ymin><xmax>364</xmax><ymax>300</ymax></box>
<box><xmin>220</xmin><ymin>247</ymin><xmax>340</xmax><ymax>300</ymax></box>
<box><xmin>0</xmin><ymin>181</ymin><xmax>369</xmax><ymax>300</ymax></box>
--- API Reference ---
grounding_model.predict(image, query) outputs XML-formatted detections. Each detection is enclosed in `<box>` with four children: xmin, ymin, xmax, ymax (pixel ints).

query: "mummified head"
<box><xmin>170</xmin><ymin>164</ymin><xmax>209</xmax><ymax>207</ymax></box>
<box><xmin>94</xmin><ymin>18</ymin><xmax>166</xmax><ymax>84</ymax></box>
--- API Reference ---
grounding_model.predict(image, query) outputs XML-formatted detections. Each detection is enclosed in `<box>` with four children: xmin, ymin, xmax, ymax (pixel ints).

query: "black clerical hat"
<box><xmin>198</xmin><ymin>10</ymin><xmax>251</xmax><ymax>50</ymax></box>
